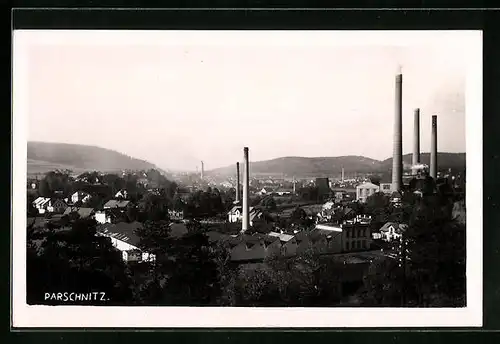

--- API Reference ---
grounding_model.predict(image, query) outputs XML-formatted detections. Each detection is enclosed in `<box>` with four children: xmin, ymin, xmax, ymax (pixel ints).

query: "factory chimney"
<box><xmin>292</xmin><ymin>176</ymin><xmax>296</xmax><ymax>194</ymax></box>
<box><xmin>392</xmin><ymin>69</ymin><xmax>403</xmax><ymax>191</ymax></box>
<box><xmin>341</xmin><ymin>167</ymin><xmax>345</xmax><ymax>183</ymax></box>
<box><xmin>236</xmin><ymin>162</ymin><xmax>241</xmax><ymax>203</ymax></box>
<box><xmin>430</xmin><ymin>115</ymin><xmax>438</xmax><ymax>179</ymax></box>
<box><xmin>412</xmin><ymin>108</ymin><xmax>420</xmax><ymax>167</ymax></box>
<box><xmin>201</xmin><ymin>161</ymin><xmax>204</xmax><ymax>180</ymax></box>
<box><xmin>242</xmin><ymin>147</ymin><xmax>250</xmax><ymax>232</ymax></box>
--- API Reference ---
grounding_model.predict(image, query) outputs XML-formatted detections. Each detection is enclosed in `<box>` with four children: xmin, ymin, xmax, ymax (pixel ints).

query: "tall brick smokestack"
<box><xmin>201</xmin><ymin>161</ymin><xmax>204</xmax><ymax>180</ymax></box>
<box><xmin>392</xmin><ymin>71</ymin><xmax>403</xmax><ymax>191</ymax></box>
<box><xmin>236</xmin><ymin>162</ymin><xmax>240</xmax><ymax>203</ymax></box>
<box><xmin>242</xmin><ymin>147</ymin><xmax>250</xmax><ymax>232</ymax></box>
<box><xmin>430</xmin><ymin>115</ymin><xmax>438</xmax><ymax>179</ymax></box>
<box><xmin>412</xmin><ymin>108</ymin><xmax>420</xmax><ymax>166</ymax></box>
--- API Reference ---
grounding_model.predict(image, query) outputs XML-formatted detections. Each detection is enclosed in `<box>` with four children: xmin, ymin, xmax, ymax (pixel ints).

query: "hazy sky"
<box><xmin>24</xmin><ymin>31</ymin><xmax>471</xmax><ymax>171</ymax></box>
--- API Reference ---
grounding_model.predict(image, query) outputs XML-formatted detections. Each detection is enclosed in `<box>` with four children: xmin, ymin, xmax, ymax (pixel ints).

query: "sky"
<box><xmin>23</xmin><ymin>31</ymin><xmax>472</xmax><ymax>172</ymax></box>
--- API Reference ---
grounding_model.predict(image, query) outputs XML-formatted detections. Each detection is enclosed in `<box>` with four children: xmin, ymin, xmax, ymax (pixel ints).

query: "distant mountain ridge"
<box><xmin>208</xmin><ymin>153</ymin><xmax>466</xmax><ymax>177</ymax></box>
<box><xmin>27</xmin><ymin>141</ymin><xmax>160</xmax><ymax>175</ymax></box>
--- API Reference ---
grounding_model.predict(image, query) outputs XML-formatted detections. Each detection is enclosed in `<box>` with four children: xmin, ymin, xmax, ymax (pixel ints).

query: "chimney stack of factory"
<box><xmin>201</xmin><ymin>161</ymin><xmax>204</xmax><ymax>180</ymax></box>
<box><xmin>236</xmin><ymin>162</ymin><xmax>241</xmax><ymax>203</ymax></box>
<box><xmin>391</xmin><ymin>70</ymin><xmax>403</xmax><ymax>191</ymax></box>
<box><xmin>242</xmin><ymin>147</ymin><xmax>250</xmax><ymax>232</ymax></box>
<box><xmin>412</xmin><ymin>108</ymin><xmax>420</xmax><ymax>167</ymax></box>
<box><xmin>430</xmin><ymin>115</ymin><xmax>438</xmax><ymax>179</ymax></box>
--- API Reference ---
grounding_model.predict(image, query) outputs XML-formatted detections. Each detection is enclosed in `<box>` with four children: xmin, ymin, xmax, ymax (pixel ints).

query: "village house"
<box><xmin>168</xmin><ymin>209</ymin><xmax>184</xmax><ymax>221</ymax></box>
<box><xmin>355</xmin><ymin>182</ymin><xmax>380</xmax><ymax>203</ymax></box>
<box><xmin>71</xmin><ymin>191</ymin><xmax>91</xmax><ymax>204</ymax></box>
<box><xmin>377</xmin><ymin>222</ymin><xmax>408</xmax><ymax>242</ymax></box>
<box><xmin>63</xmin><ymin>207</ymin><xmax>95</xmax><ymax>220</ymax></box>
<box><xmin>32</xmin><ymin>197</ymin><xmax>68</xmax><ymax>214</ymax></box>
<box><xmin>103</xmin><ymin>199</ymin><xmax>133</xmax><ymax>210</ymax></box>
<box><xmin>227</xmin><ymin>205</ymin><xmax>264</xmax><ymax>226</ymax></box>
<box><xmin>97</xmin><ymin>221</ymin><xmax>155</xmax><ymax>263</ymax></box>
<box><xmin>114</xmin><ymin>189</ymin><xmax>129</xmax><ymax>199</ymax></box>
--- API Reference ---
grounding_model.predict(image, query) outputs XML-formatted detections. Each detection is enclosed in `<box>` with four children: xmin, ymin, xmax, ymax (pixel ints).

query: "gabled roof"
<box><xmin>72</xmin><ymin>191</ymin><xmax>90</xmax><ymax>197</ymax></box>
<box><xmin>356</xmin><ymin>182</ymin><xmax>380</xmax><ymax>189</ymax></box>
<box><xmin>379</xmin><ymin>222</ymin><xmax>408</xmax><ymax>233</ymax></box>
<box><xmin>268</xmin><ymin>231</ymin><xmax>295</xmax><ymax>243</ymax></box>
<box><xmin>33</xmin><ymin>197</ymin><xmax>51</xmax><ymax>207</ymax></box>
<box><xmin>103</xmin><ymin>200</ymin><xmax>131</xmax><ymax>208</ymax></box>
<box><xmin>97</xmin><ymin>221</ymin><xmax>143</xmax><ymax>247</ymax></box>
<box><xmin>63</xmin><ymin>207</ymin><xmax>95</xmax><ymax>218</ymax></box>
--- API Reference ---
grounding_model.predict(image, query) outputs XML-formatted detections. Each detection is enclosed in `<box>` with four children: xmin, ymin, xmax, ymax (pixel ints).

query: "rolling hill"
<box><xmin>208</xmin><ymin>153</ymin><xmax>466</xmax><ymax>178</ymax></box>
<box><xmin>27</xmin><ymin>142</ymin><xmax>159</xmax><ymax>176</ymax></box>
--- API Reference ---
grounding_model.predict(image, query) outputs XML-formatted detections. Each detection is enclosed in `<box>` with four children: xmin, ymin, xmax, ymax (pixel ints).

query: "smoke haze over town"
<box><xmin>27</xmin><ymin>31</ymin><xmax>466</xmax><ymax>171</ymax></box>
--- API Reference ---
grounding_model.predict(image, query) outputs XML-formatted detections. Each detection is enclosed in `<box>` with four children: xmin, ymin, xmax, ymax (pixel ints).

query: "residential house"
<box><xmin>95</xmin><ymin>209</ymin><xmax>125</xmax><ymax>224</ymax></box>
<box><xmin>71</xmin><ymin>191</ymin><xmax>91</xmax><ymax>204</ymax></box>
<box><xmin>389</xmin><ymin>191</ymin><xmax>403</xmax><ymax>208</ymax></box>
<box><xmin>356</xmin><ymin>182</ymin><xmax>380</xmax><ymax>203</ymax></box>
<box><xmin>103</xmin><ymin>199</ymin><xmax>133</xmax><ymax>210</ymax></box>
<box><xmin>275</xmin><ymin>189</ymin><xmax>293</xmax><ymax>196</ymax></box>
<box><xmin>310</xmin><ymin>224</ymin><xmax>344</xmax><ymax>254</ymax></box>
<box><xmin>379</xmin><ymin>183</ymin><xmax>393</xmax><ymax>194</ymax></box>
<box><xmin>114</xmin><ymin>189</ymin><xmax>129</xmax><ymax>199</ymax></box>
<box><xmin>97</xmin><ymin>221</ymin><xmax>155</xmax><ymax>263</ymax></box>
<box><xmin>257</xmin><ymin>187</ymin><xmax>274</xmax><ymax>196</ymax></box>
<box><xmin>32</xmin><ymin>197</ymin><xmax>68</xmax><ymax>214</ymax></box>
<box><xmin>227</xmin><ymin>206</ymin><xmax>263</xmax><ymax>227</ymax></box>
<box><xmin>267</xmin><ymin>231</ymin><xmax>298</xmax><ymax>257</ymax></box>
<box><xmin>378</xmin><ymin>222</ymin><xmax>408</xmax><ymax>242</ymax></box>
<box><xmin>63</xmin><ymin>207</ymin><xmax>95</xmax><ymax>219</ymax></box>
<box><xmin>341</xmin><ymin>222</ymin><xmax>372</xmax><ymax>251</ymax></box>
<box><xmin>32</xmin><ymin>197</ymin><xmax>51</xmax><ymax>214</ymax></box>
<box><xmin>168</xmin><ymin>209</ymin><xmax>184</xmax><ymax>220</ymax></box>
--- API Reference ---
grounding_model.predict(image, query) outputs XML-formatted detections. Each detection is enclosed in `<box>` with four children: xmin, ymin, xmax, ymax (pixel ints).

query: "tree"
<box><xmin>261</xmin><ymin>196</ymin><xmax>277</xmax><ymax>211</ymax></box>
<box><xmin>27</xmin><ymin>218</ymin><xmax>133</xmax><ymax>305</ymax></box>
<box><xmin>38</xmin><ymin>179</ymin><xmax>51</xmax><ymax>197</ymax></box>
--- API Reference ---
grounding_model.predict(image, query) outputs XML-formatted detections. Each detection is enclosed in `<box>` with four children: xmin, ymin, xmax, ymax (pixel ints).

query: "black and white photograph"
<box><xmin>12</xmin><ymin>30</ymin><xmax>482</xmax><ymax>327</ymax></box>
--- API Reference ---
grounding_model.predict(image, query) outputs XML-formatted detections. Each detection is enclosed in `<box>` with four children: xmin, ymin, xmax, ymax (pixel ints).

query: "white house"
<box><xmin>71</xmin><ymin>191</ymin><xmax>91</xmax><ymax>204</ymax></box>
<box><xmin>355</xmin><ymin>182</ymin><xmax>380</xmax><ymax>203</ymax></box>
<box><xmin>227</xmin><ymin>206</ymin><xmax>262</xmax><ymax>227</ymax></box>
<box><xmin>379</xmin><ymin>222</ymin><xmax>408</xmax><ymax>242</ymax></box>
<box><xmin>32</xmin><ymin>197</ymin><xmax>68</xmax><ymax>214</ymax></box>
<box><xmin>114</xmin><ymin>189</ymin><xmax>128</xmax><ymax>199</ymax></box>
<box><xmin>98</xmin><ymin>222</ymin><xmax>155</xmax><ymax>263</ymax></box>
<box><xmin>33</xmin><ymin>197</ymin><xmax>51</xmax><ymax>214</ymax></box>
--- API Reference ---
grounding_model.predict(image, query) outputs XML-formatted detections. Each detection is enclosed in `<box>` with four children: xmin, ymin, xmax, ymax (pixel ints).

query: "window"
<box><xmin>352</xmin><ymin>230</ymin><xmax>356</xmax><ymax>239</ymax></box>
<box><xmin>346</xmin><ymin>241</ymin><xmax>350</xmax><ymax>250</ymax></box>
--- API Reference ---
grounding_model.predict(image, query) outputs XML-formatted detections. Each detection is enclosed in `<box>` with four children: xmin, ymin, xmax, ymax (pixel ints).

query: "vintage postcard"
<box><xmin>12</xmin><ymin>30</ymin><xmax>482</xmax><ymax>327</ymax></box>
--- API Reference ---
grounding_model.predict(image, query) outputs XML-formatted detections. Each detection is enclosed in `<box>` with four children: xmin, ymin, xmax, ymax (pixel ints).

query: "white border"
<box><xmin>12</xmin><ymin>30</ymin><xmax>482</xmax><ymax>328</ymax></box>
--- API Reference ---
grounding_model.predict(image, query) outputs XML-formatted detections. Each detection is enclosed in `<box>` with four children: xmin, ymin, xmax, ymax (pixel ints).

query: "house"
<box><xmin>63</xmin><ymin>207</ymin><xmax>95</xmax><ymax>219</ymax></box>
<box><xmin>275</xmin><ymin>189</ymin><xmax>293</xmax><ymax>196</ymax></box>
<box><xmin>379</xmin><ymin>183</ymin><xmax>393</xmax><ymax>194</ymax></box>
<box><xmin>356</xmin><ymin>182</ymin><xmax>380</xmax><ymax>203</ymax></box>
<box><xmin>32</xmin><ymin>197</ymin><xmax>51</xmax><ymax>214</ymax></box>
<box><xmin>168</xmin><ymin>209</ymin><xmax>184</xmax><ymax>220</ymax></box>
<box><xmin>389</xmin><ymin>191</ymin><xmax>403</xmax><ymax>207</ymax></box>
<box><xmin>378</xmin><ymin>222</ymin><xmax>408</xmax><ymax>242</ymax></box>
<box><xmin>71</xmin><ymin>191</ymin><xmax>91</xmax><ymax>204</ymax></box>
<box><xmin>257</xmin><ymin>187</ymin><xmax>274</xmax><ymax>196</ymax></box>
<box><xmin>310</xmin><ymin>224</ymin><xmax>344</xmax><ymax>254</ymax></box>
<box><xmin>341</xmin><ymin>222</ymin><xmax>372</xmax><ymax>252</ymax></box>
<box><xmin>267</xmin><ymin>231</ymin><xmax>298</xmax><ymax>257</ymax></box>
<box><xmin>114</xmin><ymin>189</ymin><xmax>129</xmax><ymax>199</ymax></box>
<box><xmin>314</xmin><ymin>220</ymin><xmax>372</xmax><ymax>253</ymax></box>
<box><xmin>95</xmin><ymin>208</ymin><xmax>126</xmax><ymax>224</ymax></box>
<box><xmin>103</xmin><ymin>199</ymin><xmax>133</xmax><ymax>210</ymax></box>
<box><xmin>227</xmin><ymin>206</ymin><xmax>263</xmax><ymax>226</ymax></box>
<box><xmin>97</xmin><ymin>221</ymin><xmax>155</xmax><ymax>263</ymax></box>
<box><xmin>32</xmin><ymin>197</ymin><xmax>68</xmax><ymax>214</ymax></box>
